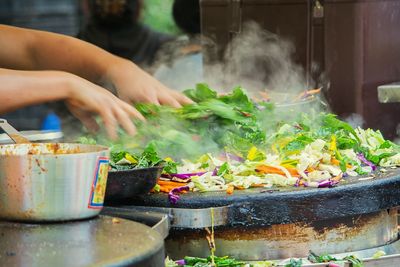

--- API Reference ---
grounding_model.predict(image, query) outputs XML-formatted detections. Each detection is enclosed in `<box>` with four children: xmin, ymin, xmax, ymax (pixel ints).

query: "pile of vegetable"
<box><xmin>158</xmin><ymin>112</ymin><xmax>400</xmax><ymax>203</ymax></box>
<box><xmin>166</xmin><ymin>256</ymin><xmax>246</xmax><ymax>267</ymax></box>
<box><xmin>165</xmin><ymin>250</ymin><xmax>370</xmax><ymax>266</ymax></box>
<box><xmin>109</xmin><ymin>143</ymin><xmax>163</xmax><ymax>171</ymax></box>
<box><xmin>85</xmin><ymin>83</ymin><xmax>400</xmax><ymax>204</ymax></box>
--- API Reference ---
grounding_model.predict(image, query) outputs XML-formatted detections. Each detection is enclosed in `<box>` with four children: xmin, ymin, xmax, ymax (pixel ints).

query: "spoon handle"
<box><xmin>0</xmin><ymin>119</ymin><xmax>30</xmax><ymax>144</ymax></box>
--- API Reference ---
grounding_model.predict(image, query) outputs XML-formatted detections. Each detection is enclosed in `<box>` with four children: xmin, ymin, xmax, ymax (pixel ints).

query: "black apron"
<box><xmin>78</xmin><ymin>22</ymin><xmax>173</xmax><ymax>67</ymax></box>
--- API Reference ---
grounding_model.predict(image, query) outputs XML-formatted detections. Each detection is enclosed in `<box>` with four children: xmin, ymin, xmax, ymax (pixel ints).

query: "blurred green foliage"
<box><xmin>141</xmin><ymin>0</ymin><xmax>180</xmax><ymax>35</ymax></box>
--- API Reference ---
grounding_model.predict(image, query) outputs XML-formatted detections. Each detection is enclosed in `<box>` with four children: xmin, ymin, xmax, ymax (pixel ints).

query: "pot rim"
<box><xmin>108</xmin><ymin>165</ymin><xmax>164</xmax><ymax>173</ymax></box>
<box><xmin>0</xmin><ymin>143</ymin><xmax>110</xmax><ymax>157</ymax></box>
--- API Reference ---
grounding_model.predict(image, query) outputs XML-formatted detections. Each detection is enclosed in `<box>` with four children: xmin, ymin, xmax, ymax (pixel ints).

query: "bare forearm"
<box><xmin>0</xmin><ymin>25</ymin><xmax>192</xmax><ymax>108</ymax></box>
<box><xmin>0</xmin><ymin>67</ymin><xmax>143</xmax><ymax>138</ymax></box>
<box><xmin>0</xmin><ymin>68</ymin><xmax>72</xmax><ymax>113</ymax></box>
<box><xmin>0</xmin><ymin>24</ymin><xmax>126</xmax><ymax>84</ymax></box>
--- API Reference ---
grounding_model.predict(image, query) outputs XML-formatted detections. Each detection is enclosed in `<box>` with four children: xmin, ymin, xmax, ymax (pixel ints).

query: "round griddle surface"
<box><xmin>131</xmin><ymin>168</ymin><xmax>400</xmax><ymax>225</ymax></box>
<box><xmin>0</xmin><ymin>215</ymin><xmax>164</xmax><ymax>267</ymax></box>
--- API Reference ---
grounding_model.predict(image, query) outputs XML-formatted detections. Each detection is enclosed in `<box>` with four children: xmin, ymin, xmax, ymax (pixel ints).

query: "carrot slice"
<box><xmin>331</xmin><ymin>173</ymin><xmax>343</xmax><ymax>182</ymax></box>
<box><xmin>155</xmin><ymin>179</ymin><xmax>189</xmax><ymax>193</ymax></box>
<box><xmin>296</xmin><ymin>88</ymin><xmax>322</xmax><ymax>100</ymax></box>
<box><xmin>331</xmin><ymin>158</ymin><xmax>340</xmax><ymax>165</ymax></box>
<box><xmin>307</xmin><ymin>88</ymin><xmax>322</xmax><ymax>95</ymax></box>
<box><xmin>251</xmin><ymin>184</ymin><xmax>265</xmax><ymax>187</ymax></box>
<box><xmin>330</xmin><ymin>158</ymin><xmax>352</xmax><ymax>168</ymax></box>
<box><xmin>234</xmin><ymin>185</ymin><xmax>245</xmax><ymax>190</ymax></box>
<box><xmin>306</xmin><ymin>167</ymin><xmax>316</xmax><ymax>173</ymax></box>
<box><xmin>157</xmin><ymin>180</ymin><xmax>188</xmax><ymax>187</ymax></box>
<box><xmin>226</xmin><ymin>185</ymin><xmax>234</xmax><ymax>195</ymax></box>
<box><xmin>256</xmin><ymin>165</ymin><xmax>299</xmax><ymax>176</ymax></box>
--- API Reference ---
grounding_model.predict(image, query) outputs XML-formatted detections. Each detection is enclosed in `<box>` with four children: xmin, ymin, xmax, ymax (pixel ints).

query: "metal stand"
<box><xmin>0</xmin><ymin>216</ymin><xmax>165</xmax><ymax>267</ymax></box>
<box><xmin>378</xmin><ymin>83</ymin><xmax>400</xmax><ymax>103</ymax></box>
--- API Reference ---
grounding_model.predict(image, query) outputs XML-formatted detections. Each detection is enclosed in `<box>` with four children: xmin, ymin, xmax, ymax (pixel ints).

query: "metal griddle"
<box><xmin>104</xmin><ymin>168</ymin><xmax>400</xmax><ymax>260</ymax></box>
<box><xmin>113</xmin><ymin>168</ymin><xmax>400</xmax><ymax>226</ymax></box>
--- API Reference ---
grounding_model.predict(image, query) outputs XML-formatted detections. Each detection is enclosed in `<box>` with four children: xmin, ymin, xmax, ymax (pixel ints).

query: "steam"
<box><xmin>344</xmin><ymin>113</ymin><xmax>365</xmax><ymax>129</ymax></box>
<box><xmin>153</xmin><ymin>21</ymin><xmax>326</xmax><ymax>106</ymax></box>
<box><xmin>206</xmin><ymin>22</ymin><xmax>310</xmax><ymax>95</ymax></box>
<box><xmin>102</xmin><ymin>22</ymin><xmax>329</xmax><ymax>159</ymax></box>
<box><xmin>131</xmin><ymin>110</ymin><xmax>221</xmax><ymax>160</ymax></box>
<box><xmin>78</xmin><ymin>21</ymin><xmax>332</xmax><ymax>158</ymax></box>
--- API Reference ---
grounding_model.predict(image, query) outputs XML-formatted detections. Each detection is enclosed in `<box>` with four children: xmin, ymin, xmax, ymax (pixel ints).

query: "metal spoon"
<box><xmin>0</xmin><ymin>119</ymin><xmax>30</xmax><ymax>144</ymax></box>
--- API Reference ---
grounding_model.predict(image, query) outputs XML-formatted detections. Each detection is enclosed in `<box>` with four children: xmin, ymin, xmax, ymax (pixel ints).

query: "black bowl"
<box><xmin>105</xmin><ymin>166</ymin><xmax>163</xmax><ymax>205</ymax></box>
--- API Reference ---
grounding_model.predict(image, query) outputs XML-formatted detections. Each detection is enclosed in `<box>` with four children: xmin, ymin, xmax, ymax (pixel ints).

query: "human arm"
<box><xmin>0</xmin><ymin>24</ymin><xmax>192</xmax><ymax>107</ymax></box>
<box><xmin>0</xmin><ymin>68</ymin><xmax>143</xmax><ymax>139</ymax></box>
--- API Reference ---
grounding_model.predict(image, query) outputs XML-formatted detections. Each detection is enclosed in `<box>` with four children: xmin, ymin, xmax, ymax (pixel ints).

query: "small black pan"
<box><xmin>104</xmin><ymin>166</ymin><xmax>163</xmax><ymax>205</ymax></box>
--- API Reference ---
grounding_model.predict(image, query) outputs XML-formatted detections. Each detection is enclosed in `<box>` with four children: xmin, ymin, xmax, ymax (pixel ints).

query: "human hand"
<box><xmin>107</xmin><ymin>60</ymin><xmax>193</xmax><ymax>107</ymax></box>
<box><xmin>66</xmin><ymin>74</ymin><xmax>144</xmax><ymax>140</ymax></box>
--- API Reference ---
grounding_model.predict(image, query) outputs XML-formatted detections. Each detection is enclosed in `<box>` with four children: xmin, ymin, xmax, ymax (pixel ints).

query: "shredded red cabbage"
<box><xmin>226</xmin><ymin>153</ymin><xmax>245</xmax><ymax>163</ymax></box>
<box><xmin>175</xmin><ymin>259</ymin><xmax>185</xmax><ymax>265</ymax></box>
<box><xmin>304</xmin><ymin>179</ymin><xmax>338</xmax><ymax>188</ymax></box>
<box><xmin>317</xmin><ymin>179</ymin><xmax>337</xmax><ymax>188</ymax></box>
<box><xmin>168</xmin><ymin>185</ymin><xmax>190</xmax><ymax>204</ymax></box>
<box><xmin>357</xmin><ymin>153</ymin><xmax>377</xmax><ymax>171</ymax></box>
<box><xmin>212</xmin><ymin>167</ymin><xmax>219</xmax><ymax>176</ymax></box>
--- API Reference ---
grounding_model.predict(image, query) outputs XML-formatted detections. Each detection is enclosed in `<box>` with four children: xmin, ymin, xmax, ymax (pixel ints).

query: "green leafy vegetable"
<box><xmin>184</xmin><ymin>83</ymin><xmax>218</xmax><ymax>102</ymax></box>
<box><xmin>308</xmin><ymin>251</ymin><xmax>364</xmax><ymax>267</ymax></box>
<box><xmin>109</xmin><ymin>143</ymin><xmax>165</xmax><ymax>171</ymax></box>
<box><xmin>372</xmin><ymin>250</ymin><xmax>386</xmax><ymax>259</ymax></box>
<box><xmin>308</xmin><ymin>251</ymin><xmax>337</xmax><ymax>263</ymax></box>
<box><xmin>163</xmin><ymin>159</ymin><xmax>178</xmax><ymax>174</ymax></box>
<box><xmin>342</xmin><ymin>255</ymin><xmax>363</xmax><ymax>267</ymax></box>
<box><xmin>81</xmin><ymin>83</ymin><xmax>399</xmax><ymax>181</ymax></box>
<box><xmin>284</xmin><ymin>258</ymin><xmax>302</xmax><ymax>267</ymax></box>
<box><xmin>217</xmin><ymin>162</ymin><xmax>230</xmax><ymax>176</ymax></box>
<box><xmin>219</xmin><ymin>86</ymin><xmax>255</xmax><ymax>113</ymax></box>
<box><xmin>182</xmin><ymin>256</ymin><xmax>245</xmax><ymax>267</ymax></box>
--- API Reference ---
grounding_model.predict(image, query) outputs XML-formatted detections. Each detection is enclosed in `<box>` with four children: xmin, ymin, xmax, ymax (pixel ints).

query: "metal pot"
<box><xmin>0</xmin><ymin>143</ymin><xmax>110</xmax><ymax>222</ymax></box>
